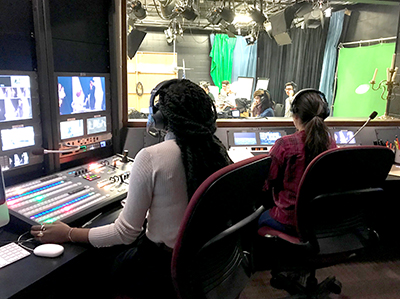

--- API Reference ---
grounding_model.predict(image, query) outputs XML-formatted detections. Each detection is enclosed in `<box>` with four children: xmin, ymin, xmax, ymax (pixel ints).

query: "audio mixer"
<box><xmin>6</xmin><ymin>154</ymin><xmax>134</xmax><ymax>226</ymax></box>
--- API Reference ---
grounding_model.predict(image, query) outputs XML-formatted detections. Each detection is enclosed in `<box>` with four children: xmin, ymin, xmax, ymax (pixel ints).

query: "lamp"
<box><xmin>249</xmin><ymin>8</ymin><xmax>266</xmax><ymax>25</ymax></box>
<box><xmin>206</xmin><ymin>6</ymin><xmax>235</xmax><ymax>25</ymax></box>
<box><xmin>129</xmin><ymin>0</ymin><xmax>147</xmax><ymax>20</ymax></box>
<box><xmin>369</xmin><ymin>53</ymin><xmax>399</xmax><ymax>119</ymax></box>
<box><xmin>176</xmin><ymin>3</ymin><xmax>198</xmax><ymax>20</ymax></box>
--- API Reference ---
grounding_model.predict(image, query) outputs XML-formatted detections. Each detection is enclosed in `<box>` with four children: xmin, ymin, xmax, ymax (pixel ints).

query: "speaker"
<box><xmin>128</xmin><ymin>29</ymin><xmax>147</xmax><ymax>59</ymax></box>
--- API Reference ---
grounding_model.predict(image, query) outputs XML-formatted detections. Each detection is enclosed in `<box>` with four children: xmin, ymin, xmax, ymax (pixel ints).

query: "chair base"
<box><xmin>271</xmin><ymin>272</ymin><xmax>342</xmax><ymax>299</ymax></box>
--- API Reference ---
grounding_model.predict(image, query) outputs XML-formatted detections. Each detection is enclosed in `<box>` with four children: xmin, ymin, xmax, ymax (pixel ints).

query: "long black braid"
<box><xmin>158</xmin><ymin>79</ymin><xmax>232</xmax><ymax>199</ymax></box>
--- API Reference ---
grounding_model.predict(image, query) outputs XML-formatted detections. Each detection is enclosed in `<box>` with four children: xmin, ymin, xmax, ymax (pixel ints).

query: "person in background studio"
<box><xmin>258</xmin><ymin>89</ymin><xmax>337</xmax><ymax>235</ymax></box>
<box><xmin>251</xmin><ymin>89</ymin><xmax>275</xmax><ymax>118</ymax></box>
<box><xmin>30</xmin><ymin>79</ymin><xmax>232</xmax><ymax>298</ymax></box>
<box><xmin>199</xmin><ymin>81</ymin><xmax>215</xmax><ymax>102</ymax></box>
<box><xmin>284</xmin><ymin>81</ymin><xmax>297</xmax><ymax>117</ymax></box>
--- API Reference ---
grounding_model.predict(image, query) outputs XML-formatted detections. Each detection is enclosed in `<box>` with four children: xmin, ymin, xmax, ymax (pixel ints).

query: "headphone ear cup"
<box><xmin>152</xmin><ymin>110</ymin><xmax>165</xmax><ymax>130</ymax></box>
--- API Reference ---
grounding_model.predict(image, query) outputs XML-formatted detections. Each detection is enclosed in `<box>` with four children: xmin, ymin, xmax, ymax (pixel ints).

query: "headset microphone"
<box><xmin>346</xmin><ymin>111</ymin><xmax>378</xmax><ymax>145</ymax></box>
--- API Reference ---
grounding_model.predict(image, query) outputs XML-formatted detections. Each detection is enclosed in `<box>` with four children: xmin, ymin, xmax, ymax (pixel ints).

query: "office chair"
<box><xmin>171</xmin><ymin>154</ymin><xmax>271</xmax><ymax>299</ymax></box>
<box><xmin>258</xmin><ymin>146</ymin><xmax>394</xmax><ymax>298</ymax></box>
<box><xmin>274</xmin><ymin>103</ymin><xmax>284</xmax><ymax>117</ymax></box>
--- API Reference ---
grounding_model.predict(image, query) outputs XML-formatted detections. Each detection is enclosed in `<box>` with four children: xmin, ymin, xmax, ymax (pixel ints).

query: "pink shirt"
<box><xmin>265</xmin><ymin>130</ymin><xmax>336</xmax><ymax>226</ymax></box>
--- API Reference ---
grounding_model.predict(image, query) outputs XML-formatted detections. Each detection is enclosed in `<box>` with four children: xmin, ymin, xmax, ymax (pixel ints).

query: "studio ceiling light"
<box><xmin>176</xmin><ymin>4</ymin><xmax>199</xmax><ymax>20</ymax></box>
<box><xmin>249</xmin><ymin>8</ymin><xmax>266</xmax><ymax>25</ymax></box>
<box><xmin>129</xmin><ymin>0</ymin><xmax>147</xmax><ymax>20</ymax></box>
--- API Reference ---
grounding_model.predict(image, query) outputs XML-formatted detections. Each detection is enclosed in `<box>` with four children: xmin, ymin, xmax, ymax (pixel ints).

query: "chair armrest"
<box><xmin>200</xmin><ymin>206</ymin><xmax>265</xmax><ymax>252</ymax></box>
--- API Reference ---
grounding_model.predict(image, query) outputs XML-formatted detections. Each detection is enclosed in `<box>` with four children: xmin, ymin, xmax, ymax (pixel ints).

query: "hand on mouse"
<box><xmin>31</xmin><ymin>221</ymin><xmax>71</xmax><ymax>244</ymax></box>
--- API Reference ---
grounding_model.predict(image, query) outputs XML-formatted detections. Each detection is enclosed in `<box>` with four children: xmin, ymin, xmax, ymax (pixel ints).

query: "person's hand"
<box><xmin>31</xmin><ymin>221</ymin><xmax>71</xmax><ymax>244</ymax></box>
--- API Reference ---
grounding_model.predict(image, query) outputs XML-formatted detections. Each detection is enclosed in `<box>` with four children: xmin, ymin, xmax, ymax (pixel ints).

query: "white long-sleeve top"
<box><xmin>88</xmin><ymin>138</ymin><xmax>188</xmax><ymax>249</ymax></box>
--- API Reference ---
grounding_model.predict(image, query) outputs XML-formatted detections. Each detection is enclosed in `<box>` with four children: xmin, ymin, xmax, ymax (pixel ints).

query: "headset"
<box><xmin>291</xmin><ymin>88</ymin><xmax>329</xmax><ymax>119</ymax></box>
<box><xmin>147</xmin><ymin>79</ymin><xmax>180</xmax><ymax>137</ymax></box>
<box><xmin>284</xmin><ymin>81</ymin><xmax>297</xmax><ymax>92</ymax></box>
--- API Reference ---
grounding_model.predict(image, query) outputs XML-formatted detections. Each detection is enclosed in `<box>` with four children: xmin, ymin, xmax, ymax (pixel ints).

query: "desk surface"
<box><xmin>0</xmin><ymin>206</ymin><xmax>122</xmax><ymax>299</ymax></box>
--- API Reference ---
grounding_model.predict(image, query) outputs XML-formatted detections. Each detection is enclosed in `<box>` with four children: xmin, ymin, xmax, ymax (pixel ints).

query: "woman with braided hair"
<box><xmin>30</xmin><ymin>79</ymin><xmax>231</xmax><ymax>298</ymax></box>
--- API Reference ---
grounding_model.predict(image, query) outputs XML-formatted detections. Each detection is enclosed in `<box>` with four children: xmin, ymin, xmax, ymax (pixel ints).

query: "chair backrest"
<box><xmin>295</xmin><ymin>146</ymin><xmax>394</xmax><ymax>255</ymax></box>
<box><xmin>171</xmin><ymin>154</ymin><xmax>271</xmax><ymax>299</ymax></box>
<box><xmin>274</xmin><ymin>103</ymin><xmax>284</xmax><ymax>117</ymax></box>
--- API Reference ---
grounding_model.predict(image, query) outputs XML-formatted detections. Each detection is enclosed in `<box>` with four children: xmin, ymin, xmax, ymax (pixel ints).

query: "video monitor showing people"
<box><xmin>233</xmin><ymin>132</ymin><xmax>257</xmax><ymax>146</ymax></box>
<box><xmin>60</xmin><ymin>119</ymin><xmax>84</xmax><ymax>140</ymax></box>
<box><xmin>87</xmin><ymin>116</ymin><xmax>107</xmax><ymax>135</ymax></box>
<box><xmin>334</xmin><ymin>130</ymin><xmax>356</xmax><ymax>144</ymax></box>
<box><xmin>0</xmin><ymin>75</ymin><xmax>33</xmax><ymax>122</ymax></box>
<box><xmin>1</xmin><ymin>126</ymin><xmax>35</xmax><ymax>151</ymax></box>
<box><xmin>259</xmin><ymin>131</ymin><xmax>282</xmax><ymax>145</ymax></box>
<box><xmin>58</xmin><ymin>76</ymin><xmax>106</xmax><ymax>115</ymax></box>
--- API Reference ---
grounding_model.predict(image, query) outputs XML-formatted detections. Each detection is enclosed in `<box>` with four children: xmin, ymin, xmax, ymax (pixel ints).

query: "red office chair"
<box><xmin>171</xmin><ymin>154</ymin><xmax>271</xmax><ymax>299</ymax></box>
<box><xmin>258</xmin><ymin>146</ymin><xmax>394</xmax><ymax>298</ymax></box>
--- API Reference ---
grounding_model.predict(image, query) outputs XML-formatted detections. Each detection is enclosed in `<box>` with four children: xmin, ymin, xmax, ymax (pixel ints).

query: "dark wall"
<box><xmin>344</xmin><ymin>4</ymin><xmax>399</xmax><ymax>42</ymax></box>
<box><xmin>135</xmin><ymin>29</ymin><xmax>213</xmax><ymax>85</ymax></box>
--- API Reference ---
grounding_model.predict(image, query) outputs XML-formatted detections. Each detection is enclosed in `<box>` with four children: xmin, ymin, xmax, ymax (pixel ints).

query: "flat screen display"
<box><xmin>58</xmin><ymin>76</ymin><xmax>106</xmax><ymax>115</ymax></box>
<box><xmin>259</xmin><ymin>131</ymin><xmax>282</xmax><ymax>145</ymax></box>
<box><xmin>334</xmin><ymin>130</ymin><xmax>356</xmax><ymax>144</ymax></box>
<box><xmin>1</xmin><ymin>126</ymin><xmax>35</xmax><ymax>151</ymax></box>
<box><xmin>0</xmin><ymin>75</ymin><xmax>32</xmax><ymax>122</ymax></box>
<box><xmin>60</xmin><ymin>119</ymin><xmax>84</xmax><ymax>140</ymax></box>
<box><xmin>233</xmin><ymin>132</ymin><xmax>257</xmax><ymax>146</ymax></box>
<box><xmin>87</xmin><ymin>116</ymin><xmax>107</xmax><ymax>135</ymax></box>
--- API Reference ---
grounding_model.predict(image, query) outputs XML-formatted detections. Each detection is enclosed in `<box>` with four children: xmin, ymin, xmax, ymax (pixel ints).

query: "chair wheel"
<box><xmin>328</xmin><ymin>279</ymin><xmax>342</xmax><ymax>294</ymax></box>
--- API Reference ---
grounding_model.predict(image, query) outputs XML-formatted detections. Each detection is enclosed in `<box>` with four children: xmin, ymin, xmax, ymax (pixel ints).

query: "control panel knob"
<box><xmin>121</xmin><ymin>150</ymin><xmax>129</xmax><ymax>163</ymax></box>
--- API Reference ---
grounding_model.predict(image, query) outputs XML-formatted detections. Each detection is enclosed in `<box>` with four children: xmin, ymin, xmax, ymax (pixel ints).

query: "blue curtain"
<box><xmin>319</xmin><ymin>10</ymin><xmax>345</xmax><ymax>109</ymax></box>
<box><xmin>231</xmin><ymin>36</ymin><xmax>258</xmax><ymax>84</ymax></box>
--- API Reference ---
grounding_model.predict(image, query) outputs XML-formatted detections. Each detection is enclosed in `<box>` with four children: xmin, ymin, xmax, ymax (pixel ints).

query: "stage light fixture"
<box><xmin>130</xmin><ymin>1</ymin><xmax>147</xmax><ymax>20</ymax></box>
<box><xmin>249</xmin><ymin>8</ymin><xmax>266</xmax><ymax>25</ymax></box>
<box><xmin>219</xmin><ymin>7</ymin><xmax>235</xmax><ymax>23</ymax></box>
<box><xmin>206</xmin><ymin>6</ymin><xmax>235</xmax><ymax>25</ymax></box>
<box><xmin>176</xmin><ymin>4</ymin><xmax>198</xmax><ymax>20</ymax></box>
<box><xmin>164</xmin><ymin>27</ymin><xmax>175</xmax><ymax>44</ymax></box>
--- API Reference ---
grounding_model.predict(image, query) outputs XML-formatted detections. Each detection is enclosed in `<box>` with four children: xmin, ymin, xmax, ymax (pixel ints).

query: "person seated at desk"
<box><xmin>199</xmin><ymin>81</ymin><xmax>215</xmax><ymax>103</ymax></box>
<box><xmin>30</xmin><ymin>79</ymin><xmax>232</xmax><ymax>298</ymax></box>
<box><xmin>251</xmin><ymin>89</ymin><xmax>275</xmax><ymax>118</ymax></box>
<box><xmin>284</xmin><ymin>81</ymin><xmax>297</xmax><ymax>117</ymax></box>
<box><xmin>258</xmin><ymin>89</ymin><xmax>336</xmax><ymax>234</ymax></box>
<box><xmin>216</xmin><ymin>80</ymin><xmax>236</xmax><ymax>111</ymax></box>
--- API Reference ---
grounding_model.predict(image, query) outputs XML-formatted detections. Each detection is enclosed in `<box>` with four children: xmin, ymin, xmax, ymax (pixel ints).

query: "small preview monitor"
<box><xmin>60</xmin><ymin>119</ymin><xmax>84</xmax><ymax>140</ymax></box>
<box><xmin>259</xmin><ymin>131</ymin><xmax>282</xmax><ymax>145</ymax></box>
<box><xmin>233</xmin><ymin>132</ymin><xmax>257</xmax><ymax>146</ymax></box>
<box><xmin>87</xmin><ymin>116</ymin><xmax>107</xmax><ymax>135</ymax></box>
<box><xmin>58</xmin><ymin>76</ymin><xmax>106</xmax><ymax>115</ymax></box>
<box><xmin>1</xmin><ymin>126</ymin><xmax>35</xmax><ymax>151</ymax></box>
<box><xmin>334</xmin><ymin>130</ymin><xmax>356</xmax><ymax>144</ymax></box>
<box><xmin>255</xmin><ymin>77</ymin><xmax>270</xmax><ymax>91</ymax></box>
<box><xmin>0</xmin><ymin>75</ymin><xmax>33</xmax><ymax>122</ymax></box>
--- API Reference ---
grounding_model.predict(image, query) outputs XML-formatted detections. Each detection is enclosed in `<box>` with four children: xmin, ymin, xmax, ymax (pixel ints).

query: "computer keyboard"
<box><xmin>0</xmin><ymin>242</ymin><xmax>31</xmax><ymax>269</ymax></box>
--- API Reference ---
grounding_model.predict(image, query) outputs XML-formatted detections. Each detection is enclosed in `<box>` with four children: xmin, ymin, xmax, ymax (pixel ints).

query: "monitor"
<box><xmin>259</xmin><ymin>131</ymin><xmax>282</xmax><ymax>145</ymax></box>
<box><xmin>58</xmin><ymin>75</ymin><xmax>106</xmax><ymax>115</ymax></box>
<box><xmin>0</xmin><ymin>74</ymin><xmax>33</xmax><ymax>122</ymax></box>
<box><xmin>87</xmin><ymin>116</ymin><xmax>107</xmax><ymax>135</ymax></box>
<box><xmin>233</xmin><ymin>132</ymin><xmax>257</xmax><ymax>146</ymax></box>
<box><xmin>255</xmin><ymin>77</ymin><xmax>270</xmax><ymax>91</ymax></box>
<box><xmin>60</xmin><ymin>119</ymin><xmax>84</xmax><ymax>140</ymax></box>
<box><xmin>1</xmin><ymin>126</ymin><xmax>35</xmax><ymax>151</ymax></box>
<box><xmin>236</xmin><ymin>77</ymin><xmax>254</xmax><ymax>101</ymax></box>
<box><xmin>334</xmin><ymin>130</ymin><xmax>356</xmax><ymax>144</ymax></box>
<box><xmin>0</xmin><ymin>167</ymin><xmax>9</xmax><ymax>228</ymax></box>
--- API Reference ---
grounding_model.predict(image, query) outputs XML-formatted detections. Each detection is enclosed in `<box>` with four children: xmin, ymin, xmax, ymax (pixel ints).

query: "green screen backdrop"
<box><xmin>334</xmin><ymin>43</ymin><xmax>395</xmax><ymax>117</ymax></box>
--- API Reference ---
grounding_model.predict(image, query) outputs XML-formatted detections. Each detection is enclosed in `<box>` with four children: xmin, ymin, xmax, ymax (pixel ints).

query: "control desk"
<box><xmin>6</xmin><ymin>154</ymin><xmax>134</xmax><ymax>227</ymax></box>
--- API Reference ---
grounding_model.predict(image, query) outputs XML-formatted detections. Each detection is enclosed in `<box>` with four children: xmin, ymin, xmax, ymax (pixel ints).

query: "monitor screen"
<box><xmin>259</xmin><ymin>131</ymin><xmax>282</xmax><ymax>145</ymax></box>
<box><xmin>0</xmin><ymin>75</ymin><xmax>33</xmax><ymax>122</ymax></box>
<box><xmin>334</xmin><ymin>130</ymin><xmax>356</xmax><ymax>144</ymax></box>
<box><xmin>87</xmin><ymin>116</ymin><xmax>107</xmax><ymax>135</ymax></box>
<box><xmin>58</xmin><ymin>76</ymin><xmax>106</xmax><ymax>115</ymax></box>
<box><xmin>1</xmin><ymin>126</ymin><xmax>35</xmax><ymax>151</ymax></box>
<box><xmin>255</xmin><ymin>77</ymin><xmax>270</xmax><ymax>91</ymax></box>
<box><xmin>60</xmin><ymin>119</ymin><xmax>84</xmax><ymax>140</ymax></box>
<box><xmin>233</xmin><ymin>132</ymin><xmax>257</xmax><ymax>146</ymax></box>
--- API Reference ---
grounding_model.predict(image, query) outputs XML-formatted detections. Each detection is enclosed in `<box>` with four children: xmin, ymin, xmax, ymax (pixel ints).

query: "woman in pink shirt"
<box><xmin>258</xmin><ymin>89</ymin><xmax>337</xmax><ymax>235</ymax></box>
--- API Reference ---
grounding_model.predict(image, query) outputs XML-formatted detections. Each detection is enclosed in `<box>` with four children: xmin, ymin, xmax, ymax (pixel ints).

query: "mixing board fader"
<box><xmin>6</xmin><ymin>154</ymin><xmax>134</xmax><ymax>225</ymax></box>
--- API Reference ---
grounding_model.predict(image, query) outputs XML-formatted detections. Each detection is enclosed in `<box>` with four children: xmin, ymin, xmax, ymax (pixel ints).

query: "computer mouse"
<box><xmin>33</xmin><ymin>244</ymin><xmax>64</xmax><ymax>258</ymax></box>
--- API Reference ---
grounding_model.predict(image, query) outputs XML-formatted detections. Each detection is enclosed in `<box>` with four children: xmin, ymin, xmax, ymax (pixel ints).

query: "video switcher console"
<box><xmin>6</xmin><ymin>154</ymin><xmax>134</xmax><ymax>226</ymax></box>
